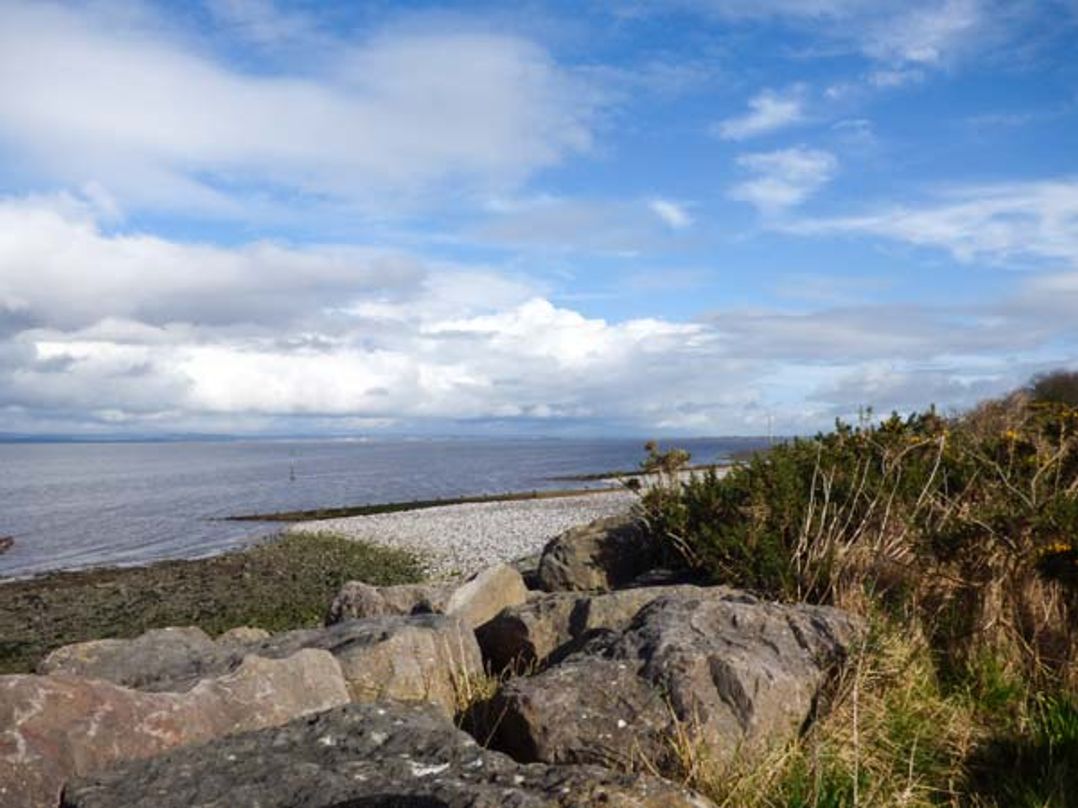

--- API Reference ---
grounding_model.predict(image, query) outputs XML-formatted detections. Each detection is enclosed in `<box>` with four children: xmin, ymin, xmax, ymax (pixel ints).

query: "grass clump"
<box><xmin>0</xmin><ymin>531</ymin><xmax>423</xmax><ymax>674</ymax></box>
<box><xmin>637</xmin><ymin>372</ymin><xmax>1078</xmax><ymax>806</ymax></box>
<box><xmin>681</xmin><ymin>621</ymin><xmax>976</xmax><ymax>808</ymax></box>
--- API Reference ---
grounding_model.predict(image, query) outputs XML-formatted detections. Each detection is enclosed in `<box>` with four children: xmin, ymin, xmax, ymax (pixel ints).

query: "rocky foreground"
<box><xmin>2</xmin><ymin>514</ymin><xmax>862</xmax><ymax>807</ymax></box>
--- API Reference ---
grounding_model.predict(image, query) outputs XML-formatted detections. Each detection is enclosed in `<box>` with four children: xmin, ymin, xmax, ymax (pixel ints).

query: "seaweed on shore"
<box><xmin>0</xmin><ymin>532</ymin><xmax>422</xmax><ymax>675</ymax></box>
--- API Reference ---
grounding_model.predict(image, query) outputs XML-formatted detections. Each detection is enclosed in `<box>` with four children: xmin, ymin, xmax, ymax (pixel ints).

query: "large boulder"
<box><xmin>444</xmin><ymin>562</ymin><xmax>529</xmax><ymax>628</ymax></box>
<box><xmin>488</xmin><ymin>590</ymin><xmax>863</xmax><ymax>773</ymax></box>
<box><xmin>477</xmin><ymin>585</ymin><xmax>717</xmax><ymax>672</ymax></box>
<box><xmin>537</xmin><ymin>515</ymin><xmax>661</xmax><ymax>592</ymax></box>
<box><xmin>38</xmin><ymin>615</ymin><xmax>483</xmax><ymax>716</ymax></box>
<box><xmin>61</xmin><ymin>702</ymin><xmax>715</xmax><ymax>808</ymax></box>
<box><xmin>37</xmin><ymin>626</ymin><xmax>221</xmax><ymax>691</ymax></box>
<box><xmin>0</xmin><ymin>650</ymin><xmax>349</xmax><ymax>808</ymax></box>
<box><xmin>250</xmin><ymin>614</ymin><xmax>482</xmax><ymax>715</ymax></box>
<box><xmin>327</xmin><ymin>563</ymin><xmax>528</xmax><ymax>629</ymax></box>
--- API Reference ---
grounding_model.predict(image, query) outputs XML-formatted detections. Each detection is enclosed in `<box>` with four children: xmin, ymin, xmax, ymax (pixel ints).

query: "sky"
<box><xmin>0</xmin><ymin>0</ymin><xmax>1076</xmax><ymax>438</ymax></box>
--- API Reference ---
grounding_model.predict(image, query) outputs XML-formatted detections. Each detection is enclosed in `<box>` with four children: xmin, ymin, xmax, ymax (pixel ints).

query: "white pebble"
<box><xmin>288</xmin><ymin>491</ymin><xmax>635</xmax><ymax>579</ymax></box>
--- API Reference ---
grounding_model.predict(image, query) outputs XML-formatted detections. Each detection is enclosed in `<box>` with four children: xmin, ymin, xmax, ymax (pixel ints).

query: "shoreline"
<box><xmin>225</xmin><ymin>484</ymin><xmax>623</xmax><ymax>522</ymax></box>
<box><xmin>288</xmin><ymin>488</ymin><xmax>637</xmax><ymax>579</ymax></box>
<box><xmin>0</xmin><ymin>486</ymin><xmax>639</xmax><ymax>670</ymax></box>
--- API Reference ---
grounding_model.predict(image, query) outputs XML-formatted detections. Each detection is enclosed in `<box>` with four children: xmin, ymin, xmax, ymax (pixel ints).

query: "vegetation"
<box><xmin>638</xmin><ymin>373</ymin><xmax>1078</xmax><ymax>806</ymax></box>
<box><xmin>0</xmin><ymin>532</ymin><xmax>422</xmax><ymax>674</ymax></box>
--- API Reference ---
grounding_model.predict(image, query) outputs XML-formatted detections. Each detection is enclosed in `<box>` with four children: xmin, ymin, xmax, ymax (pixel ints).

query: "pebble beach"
<box><xmin>288</xmin><ymin>488</ymin><xmax>638</xmax><ymax>579</ymax></box>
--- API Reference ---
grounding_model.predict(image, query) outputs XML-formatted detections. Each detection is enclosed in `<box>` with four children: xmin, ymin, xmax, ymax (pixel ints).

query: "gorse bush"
<box><xmin>1030</xmin><ymin>368</ymin><xmax>1078</xmax><ymax>407</ymax></box>
<box><xmin>641</xmin><ymin>393</ymin><xmax>1078</xmax><ymax>687</ymax></box>
<box><xmin>637</xmin><ymin>378</ymin><xmax>1078</xmax><ymax>806</ymax></box>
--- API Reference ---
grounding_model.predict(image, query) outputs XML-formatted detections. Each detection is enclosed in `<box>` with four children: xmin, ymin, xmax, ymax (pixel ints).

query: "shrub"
<box><xmin>638</xmin><ymin>387</ymin><xmax>1078</xmax><ymax>687</ymax></box>
<box><xmin>1030</xmin><ymin>369</ymin><xmax>1078</xmax><ymax>407</ymax></box>
<box><xmin>636</xmin><ymin>375</ymin><xmax>1078</xmax><ymax>805</ymax></box>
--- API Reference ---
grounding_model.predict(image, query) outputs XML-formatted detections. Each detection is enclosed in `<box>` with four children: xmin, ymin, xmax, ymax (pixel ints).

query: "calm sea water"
<box><xmin>0</xmin><ymin>437</ymin><xmax>765</xmax><ymax>579</ymax></box>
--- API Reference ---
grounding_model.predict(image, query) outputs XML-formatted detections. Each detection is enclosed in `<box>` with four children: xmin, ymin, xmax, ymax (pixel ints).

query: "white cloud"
<box><xmin>713</xmin><ymin>87</ymin><xmax>805</xmax><ymax>140</ymax></box>
<box><xmin>0</xmin><ymin>1</ymin><xmax>597</xmax><ymax>216</ymax></box>
<box><xmin>862</xmin><ymin>0</ymin><xmax>982</xmax><ymax>66</ymax></box>
<box><xmin>789</xmin><ymin>179</ymin><xmax>1078</xmax><ymax>266</ymax></box>
<box><xmin>676</xmin><ymin>0</ymin><xmax>999</xmax><ymax>69</ymax></box>
<box><xmin>649</xmin><ymin>199</ymin><xmax>694</xmax><ymax>229</ymax></box>
<box><xmin>0</xmin><ymin>193</ymin><xmax>426</xmax><ymax>330</ymax></box>
<box><xmin>2</xmin><ymin>191</ymin><xmax>1077</xmax><ymax>436</ymax></box>
<box><xmin>729</xmin><ymin>147</ymin><xmax>838</xmax><ymax>214</ymax></box>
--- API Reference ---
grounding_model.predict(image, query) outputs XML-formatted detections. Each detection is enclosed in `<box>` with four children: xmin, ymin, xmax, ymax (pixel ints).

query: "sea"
<box><xmin>0</xmin><ymin>436</ymin><xmax>766</xmax><ymax>580</ymax></box>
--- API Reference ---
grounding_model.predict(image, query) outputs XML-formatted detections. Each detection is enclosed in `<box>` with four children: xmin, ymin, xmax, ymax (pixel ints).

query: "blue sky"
<box><xmin>0</xmin><ymin>0</ymin><xmax>1076</xmax><ymax>437</ymax></box>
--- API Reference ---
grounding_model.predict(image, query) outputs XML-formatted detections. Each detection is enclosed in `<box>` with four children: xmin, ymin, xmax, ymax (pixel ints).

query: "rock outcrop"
<box><xmin>327</xmin><ymin>562</ymin><xmax>528</xmax><ymax>629</ymax></box>
<box><xmin>536</xmin><ymin>515</ymin><xmax>661</xmax><ymax>592</ymax></box>
<box><xmin>0</xmin><ymin>650</ymin><xmax>349</xmax><ymax>808</ymax></box>
<box><xmin>477</xmin><ymin>585</ymin><xmax>719</xmax><ymax>672</ymax></box>
<box><xmin>39</xmin><ymin>615</ymin><xmax>483</xmax><ymax>715</ymax></box>
<box><xmin>61</xmin><ymin>702</ymin><xmax>715</xmax><ymax>808</ymax></box>
<box><xmin>488</xmin><ymin>590</ymin><xmax>862</xmax><ymax>772</ymax></box>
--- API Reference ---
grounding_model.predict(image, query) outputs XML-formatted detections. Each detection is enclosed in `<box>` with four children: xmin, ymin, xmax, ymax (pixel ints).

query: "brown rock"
<box><xmin>326</xmin><ymin>563</ymin><xmax>528</xmax><ymax>630</ymax></box>
<box><xmin>0</xmin><ymin>650</ymin><xmax>350</xmax><ymax>808</ymax></box>
<box><xmin>39</xmin><ymin>616</ymin><xmax>483</xmax><ymax>715</ymax></box>
<box><xmin>537</xmin><ymin>515</ymin><xmax>660</xmax><ymax>592</ymax></box>
<box><xmin>251</xmin><ymin>614</ymin><xmax>484</xmax><ymax>716</ymax></box>
<box><xmin>489</xmin><ymin>590</ymin><xmax>863</xmax><ymax>773</ymax></box>
<box><xmin>215</xmin><ymin>626</ymin><xmax>270</xmax><ymax>645</ymax></box>
<box><xmin>325</xmin><ymin>580</ymin><xmax>452</xmax><ymax>623</ymax></box>
<box><xmin>444</xmin><ymin>563</ymin><xmax>528</xmax><ymax>628</ymax></box>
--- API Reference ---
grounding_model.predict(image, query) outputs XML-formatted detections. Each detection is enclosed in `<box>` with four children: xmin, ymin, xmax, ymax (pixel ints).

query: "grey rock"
<box><xmin>62</xmin><ymin>702</ymin><xmax>715</xmax><ymax>808</ymax></box>
<box><xmin>476</xmin><ymin>585</ymin><xmax>717</xmax><ymax>672</ymax></box>
<box><xmin>489</xmin><ymin>658</ymin><xmax>673</xmax><ymax>771</ymax></box>
<box><xmin>39</xmin><ymin>615</ymin><xmax>483</xmax><ymax>716</ymax></box>
<box><xmin>536</xmin><ymin>515</ymin><xmax>660</xmax><ymax>592</ymax></box>
<box><xmin>489</xmin><ymin>590</ymin><xmax>863</xmax><ymax>772</ymax></box>
<box><xmin>37</xmin><ymin>627</ymin><xmax>220</xmax><ymax>691</ymax></box>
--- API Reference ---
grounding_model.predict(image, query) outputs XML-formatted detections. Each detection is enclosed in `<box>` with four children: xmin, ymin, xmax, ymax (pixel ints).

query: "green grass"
<box><xmin>0</xmin><ymin>532</ymin><xmax>423</xmax><ymax>674</ymax></box>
